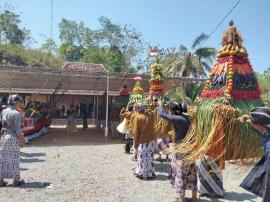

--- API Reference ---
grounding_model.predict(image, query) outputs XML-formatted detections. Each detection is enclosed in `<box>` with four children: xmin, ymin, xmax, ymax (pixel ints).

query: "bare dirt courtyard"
<box><xmin>0</xmin><ymin>128</ymin><xmax>261</xmax><ymax>202</ymax></box>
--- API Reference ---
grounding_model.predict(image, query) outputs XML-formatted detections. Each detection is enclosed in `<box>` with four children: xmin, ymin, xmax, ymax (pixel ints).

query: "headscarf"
<box><xmin>7</xmin><ymin>94</ymin><xmax>23</xmax><ymax>106</ymax></box>
<box><xmin>135</xmin><ymin>103</ymin><xmax>145</xmax><ymax>112</ymax></box>
<box><xmin>169</xmin><ymin>101</ymin><xmax>183</xmax><ymax>115</ymax></box>
<box><xmin>249</xmin><ymin>107</ymin><xmax>270</xmax><ymax>129</ymax></box>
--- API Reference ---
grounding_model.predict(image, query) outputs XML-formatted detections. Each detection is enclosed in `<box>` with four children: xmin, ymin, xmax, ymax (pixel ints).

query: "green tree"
<box><xmin>58</xmin><ymin>44</ymin><xmax>84</xmax><ymax>61</ymax></box>
<box><xmin>41</xmin><ymin>38</ymin><xmax>57</xmax><ymax>55</ymax></box>
<box><xmin>58</xmin><ymin>16</ymin><xmax>144</xmax><ymax>73</ymax></box>
<box><xmin>161</xmin><ymin>33</ymin><xmax>216</xmax><ymax>78</ymax></box>
<box><xmin>59</xmin><ymin>18</ymin><xmax>79</xmax><ymax>45</ymax></box>
<box><xmin>257</xmin><ymin>69</ymin><xmax>270</xmax><ymax>104</ymax></box>
<box><xmin>106</xmin><ymin>45</ymin><xmax>126</xmax><ymax>72</ymax></box>
<box><xmin>0</xmin><ymin>9</ymin><xmax>31</xmax><ymax>45</ymax></box>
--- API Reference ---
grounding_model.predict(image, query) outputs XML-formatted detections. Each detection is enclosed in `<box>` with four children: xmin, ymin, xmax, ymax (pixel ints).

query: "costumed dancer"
<box><xmin>133</xmin><ymin>103</ymin><xmax>156</xmax><ymax>180</ymax></box>
<box><xmin>239</xmin><ymin>107</ymin><xmax>270</xmax><ymax>202</ymax></box>
<box><xmin>158</xmin><ymin>100</ymin><xmax>196</xmax><ymax>202</ymax></box>
<box><xmin>0</xmin><ymin>94</ymin><xmax>25</xmax><ymax>187</ymax></box>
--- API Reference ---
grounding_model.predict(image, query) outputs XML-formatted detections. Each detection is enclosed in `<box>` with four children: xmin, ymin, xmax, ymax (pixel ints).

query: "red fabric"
<box><xmin>201</xmin><ymin>89</ymin><xmax>224</xmax><ymax>98</ymax></box>
<box><xmin>231</xmin><ymin>89</ymin><xmax>261</xmax><ymax>100</ymax></box>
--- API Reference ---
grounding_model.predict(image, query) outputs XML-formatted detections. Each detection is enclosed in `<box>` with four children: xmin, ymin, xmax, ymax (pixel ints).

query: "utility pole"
<box><xmin>50</xmin><ymin>0</ymin><xmax>54</xmax><ymax>39</ymax></box>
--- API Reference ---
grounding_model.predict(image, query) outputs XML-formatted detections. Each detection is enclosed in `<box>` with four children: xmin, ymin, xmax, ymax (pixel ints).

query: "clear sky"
<box><xmin>1</xmin><ymin>0</ymin><xmax>270</xmax><ymax>72</ymax></box>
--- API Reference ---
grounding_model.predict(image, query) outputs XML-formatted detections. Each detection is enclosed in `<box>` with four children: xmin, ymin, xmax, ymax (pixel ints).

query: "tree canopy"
<box><xmin>58</xmin><ymin>16</ymin><xmax>144</xmax><ymax>73</ymax></box>
<box><xmin>0</xmin><ymin>9</ymin><xmax>31</xmax><ymax>45</ymax></box>
<box><xmin>159</xmin><ymin>34</ymin><xmax>216</xmax><ymax>78</ymax></box>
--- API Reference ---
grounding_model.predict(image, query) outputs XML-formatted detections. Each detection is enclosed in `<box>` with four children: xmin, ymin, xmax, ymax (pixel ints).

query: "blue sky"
<box><xmin>1</xmin><ymin>0</ymin><xmax>270</xmax><ymax>72</ymax></box>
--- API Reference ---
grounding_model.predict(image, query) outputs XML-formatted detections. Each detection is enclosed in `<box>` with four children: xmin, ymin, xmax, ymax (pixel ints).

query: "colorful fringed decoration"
<box><xmin>175</xmin><ymin>21</ymin><xmax>263</xmax><ymax>169</ymax></box>
<box><xmin>148</xmin><ymin>63</ymin><xmax>164</xmax><ymax>101</ymax></box>
<box><xmin>127</xmin><ymin>80</ymin><xmax>147</xmax><ymax>106</ymax></box>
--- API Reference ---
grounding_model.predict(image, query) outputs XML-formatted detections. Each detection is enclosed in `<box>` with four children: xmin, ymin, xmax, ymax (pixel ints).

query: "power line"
<box><xmin>203</xmin><ymin>0</ymin><xmax>242</xmax><ymax>45</ymax></box>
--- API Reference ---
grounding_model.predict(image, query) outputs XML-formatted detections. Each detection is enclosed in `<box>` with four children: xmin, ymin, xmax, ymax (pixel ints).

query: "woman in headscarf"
<box><xmin>132</xmin><ymin>103</ymin><xmax>157</xmax><ymax>180</ymax></box>
<box><xmin>239</xmin><ymin>107</ymin><xmax>270</xmax><ymax>202</ymax></box>
<box><xmin>158</xmin><ymin>100</ymin><xmax>196</xmax><ymax>202</ymax></box>
<box><xmin>0</xmin><ymin>94</ymin><xmax>25</xmax><ymax>187</ymax></box>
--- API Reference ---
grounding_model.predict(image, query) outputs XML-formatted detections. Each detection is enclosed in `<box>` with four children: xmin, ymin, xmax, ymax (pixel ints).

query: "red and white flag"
<box><xmin>133</xmin><ymin>76</ymin><xmax>142</xmax><ymax>80</ymax></box>
<box><xmin>149</xmin><ymin>49</ymin><xmax>158</xmax><ymax>57</ymax></box>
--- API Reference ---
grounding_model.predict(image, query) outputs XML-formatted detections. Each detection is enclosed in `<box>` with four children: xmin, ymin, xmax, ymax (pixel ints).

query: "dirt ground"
<box><xmin>0</xmin><ymin>127</ymin><xmax>261</xmax><ymax>202</ymax></box>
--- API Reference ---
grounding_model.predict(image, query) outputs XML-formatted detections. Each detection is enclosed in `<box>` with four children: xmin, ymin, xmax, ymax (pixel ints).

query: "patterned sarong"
<box><xmin>135</xmin><ymin>140</ymin><xmax>156</xmax><ymax>178</ymax></box>
<box><xmin>0</xmin><ymin>134</ymin><xmax>20</xmax><ymax>180</ymax></box>
<box><xmin>240</xmin><ymin>145</ymin><xmax>270</xmax><ymax>202</ymax></box>
<box><xmin>170</xmin><ymin>155</ymin><xmax>197</xmax><ymax>194</ymax></box>
<box><xmin>197</xmin><ymin>156</ymin><xmax>224</xmax><ymax>197</ymax></box>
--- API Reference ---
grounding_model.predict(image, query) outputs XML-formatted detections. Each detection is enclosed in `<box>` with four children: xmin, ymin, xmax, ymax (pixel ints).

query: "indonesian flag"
<box><xmin>149</xmin><ymin>49</ymin><xmax>158</xmax><ymax>57</ymax></box>
<box><xmin>133</xmin><ymin>76</ymin><xmax>142</xmax><ymax>80</ymax></box>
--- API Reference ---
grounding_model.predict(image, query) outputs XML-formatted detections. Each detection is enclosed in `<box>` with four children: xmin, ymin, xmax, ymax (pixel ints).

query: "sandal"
<box><xmin>12</xmin><ymin>179</ymin><xmax>25</xmax><ymax>187</ymax></box>
<box><xmin>0</xmin><ymin>181</ymin><xmax>8</xmax><ymax>187</ymax></box>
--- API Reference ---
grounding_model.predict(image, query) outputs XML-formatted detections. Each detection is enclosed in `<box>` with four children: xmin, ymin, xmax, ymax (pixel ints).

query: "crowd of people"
<box><xmin>0</xmin><ymin>94</ymin><xmax>270</xmax><ymax>202</ymax></box>
<box><xmin>118</xmin><ymin>99</ymin><xmax>270</xmax><ymax>202</ymax></box>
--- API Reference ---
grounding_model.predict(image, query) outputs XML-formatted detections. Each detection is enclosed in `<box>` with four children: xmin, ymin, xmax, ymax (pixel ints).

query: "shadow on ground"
<box><xmin>20</xmin><ymin>152</ymin><xmax>46</xmax><ymax>158</ymax></box>
<box><xmin>19</xmin><ymin>182</ymin><xmax>52</xmax><ymax>189</ymax></box>
<box><xmin>197</xmin><ymin>191</ymin><xmax>258</xmax><ymax>202</ymax></box>
<box><xmin>30</xmin><ymin>128</ymin><xmax>124</xmax><ymax>147</ymax></box>
<box><xmin>20</xmin><ymin>158</ymin><xmax>45</xmax><ymax>163</ymax></box>
<box><xmin>224</xmin><ymin>191</ymin><xmax>258</xmax><ymax>201</ymax></box>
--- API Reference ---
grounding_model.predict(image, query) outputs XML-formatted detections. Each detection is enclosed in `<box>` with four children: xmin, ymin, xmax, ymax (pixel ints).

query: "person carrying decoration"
<box><xmin>0</xmin><ymin>94</ymin><xmax>25</xmax><ymax>187</ymax></box>
<box><xmin>119</xmin><ymin>106</ymin><xmax>136</xmax><ymax>156</ymax></box>
<box><xmin>174</xmin><ymin>21</ymin><xmax>263</xmax><ymax>199</ymax></box>
<box><xmin>121</xmin><ymin>78</ymin><xmax>146</xmax><ymax>158</ymax></box>
<box><xmin>132</xmin><ymin>103</ymin><xmax>157</xmax><ymax>180</ymax></box>
<box><xmin>239</xmin><ymin>107</ymin><xmax>270</xmax><ymax>202</ymax></box>
<box><xmin>157</xmin><ymin>100</ymin><xmax>196</xmax><ymax>202</ymax></box>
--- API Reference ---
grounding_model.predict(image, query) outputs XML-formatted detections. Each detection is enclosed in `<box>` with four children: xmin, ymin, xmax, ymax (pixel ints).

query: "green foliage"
<box><xmin>0</xmin><ymin>44</ymin><xmax>64</xmax><ymax>68</ymax></box>
<box><xmin>165</xmin><ymin>82</ymin><xmax>203</xmax><ymax>103</ymax></box>
<box><xmin>0</xmin><ymin>9</ymin><xmax>31</xmax><ymax>45</ymax></box>
<box><xmin>58</xmin><ymin>43</ymin><xmax>84</xmax><ymax>62</ymax></box>
<box><xmin>257</xmin><ymin>70</ymin><xmax>270</xmax><ymax>104</ymax></box>
<box><xmin>166</xmin><ymin>85</ymin><xmax>186</xmax><ymax>102</ymax></box>
<box><xmin>57</xmin><ymin>16</ymin><xmax>144</xmax><ymax>73</ymax></box>
<box><xmin>159</xmin><ymin>33</ymin><xmax>216</xmax><ymax>78</ymax></box>
<box><xmin>185</xmin><ymin>83</ymin><xmax>204</xmax><ymax>102</ymax></box>
<box><xmin>40</xmin><ymin>38</ymin><xmax>57</xmax><ymax>55</ymax></box>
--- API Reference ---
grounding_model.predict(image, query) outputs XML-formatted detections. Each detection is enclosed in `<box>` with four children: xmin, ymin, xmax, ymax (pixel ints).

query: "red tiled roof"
<box><xmin>61</xmin><ymin>62</ymin><xmax>107</xmax><ymax>73</ymax></box>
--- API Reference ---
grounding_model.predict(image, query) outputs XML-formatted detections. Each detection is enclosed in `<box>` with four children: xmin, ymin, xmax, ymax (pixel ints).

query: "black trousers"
<box><xmin>125</xmin><ymin>138</ymin><xmax>133</xmax><ymax>153</ymax></box>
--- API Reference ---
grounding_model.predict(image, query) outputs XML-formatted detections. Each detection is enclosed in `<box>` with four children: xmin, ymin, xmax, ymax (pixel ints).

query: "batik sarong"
<box><xmin>0</xmin><ymin>134</ymin><xmax>20</xmax><ymax>180</ymax></box>
<box><xmin>197</xmin><ymin>155</ymin><xmax>224</xmax><ymax>197</ymax></box>
<box><xmin>170</xmin><ymin>155</ymin><xmax>197</xmax><ymax>194</ymax></box>
<box><xmin>240</xmin><ymin>145</ymin><xmax>270</xmax><ymax>202</ymax></box>
<box><xmin>135</xmin><ymin>140</ymin><xmax>156</xmax><ymax>178</ymax></box>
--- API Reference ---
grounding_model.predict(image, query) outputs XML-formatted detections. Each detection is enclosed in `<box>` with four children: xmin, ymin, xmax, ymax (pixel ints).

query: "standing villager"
<box><xmin>0</xmin><ymin>94</ymin><xmax>25</xmax><ymax>187</ymax></box>
<box><xmin>66</xmin><ymin>104</ymin><xmax>77</xmax><ymax>134</ymax></box>
<box><xmin>158</xmin><ymin>100</ymin><xmax>196</xmax><ymax>202</ymax></box>
<box><xmin>81</xmin><ymin>103</ymin><xmax>88</xmax><ymax>130</ymax></box>
<box><xmin>132</xmin><ymin>103</ymin><xmax>156</xmax><ymax>180</ymax></box>
<box><xmin>239</xmin><ymin>107</ymin><xmax>270</xmax><ymax>202</ymax></box>
<box><xmin>110</xmin><ymin>106</ymin><xmax>120</xmax><ymax>138</ymax></box>
<box><xmin>61</xmin><ymin>105</ymin><xmax>65</xmax><ymax>117</ymax></box>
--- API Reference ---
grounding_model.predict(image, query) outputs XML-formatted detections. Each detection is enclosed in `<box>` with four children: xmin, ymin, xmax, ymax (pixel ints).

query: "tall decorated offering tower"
<box><xmin>175</xmin><ymin>21</ymin><xmax>263</xmax><ymax>168</ymax></box>
<box><xmin>128</xmin><ymin>78</ymin><xmax>147</xmax><ymax>106</ymax></box>
<box><xmin>148</xmin><ymin>63</ymin><xmax>164</xmax><ymax>101</ymax></box>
